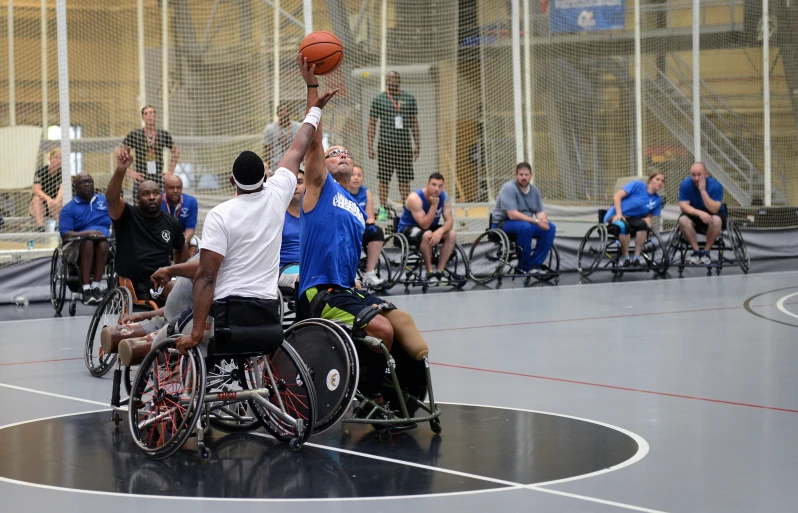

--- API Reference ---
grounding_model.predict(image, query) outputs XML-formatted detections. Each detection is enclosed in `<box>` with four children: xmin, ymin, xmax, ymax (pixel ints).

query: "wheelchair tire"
<box><xmin>84</xmin><ymin>287</ymin><xmax>129</xmax><ymax>377</ymax></box>
<box><xmin>205</xmin><ymin>358</ymin><xmax>261</xmax><ymax>433</ymax></box>
<box><xmin>467</xmin><ymin>229</ymin><xmax>509</xmax><ymax>285</ymax></box>
<box><xmin>245</xmin><ymin>341</ymin><xmax>317</xmax><ymax>444</ymax></box>
<box><xmin>382</xmin><ymin>233</ymin><xmax>409</xmax><ymax>289</ymax></box>
<box><xmin>666</xmin><ymin>222</ymin><xmax>684</xmax><ymax>268</ymax></box>
<box><xmin>577</xmin><ymin>224</ymin><xmax>608</xmax><ymax>277</ymax></box>
<box><xmin>537</xmin><ymin>244</ymin><xmax>561</xmax><ymax>281</ymax></box>
<box><xmin>444</xmin><ymin>241</ymin><xmax>471</xmax><ymax>289</ymax></box>
<box><xmin>641</xmin><ymin>228</ymin><xmax>669</xmax><ymax>274</ymax></box>
<box><xmin>285</xmin><ymin>319</ymin><xmax>359</xmax><ymax>434</ymax></box>
<box><xmin>128</xmin><ymin>339</ymin><xmax>206</xmax><ymax>459</ymax></box>
<box><xmin>50</xmin><ymin>249</ymin><xmax>66</xmax><ymax>314</ymax></box>
<box><xmin>728</xmin><ymin>221</ymin><xmax>750</xmax><ymax>274</ymax></box>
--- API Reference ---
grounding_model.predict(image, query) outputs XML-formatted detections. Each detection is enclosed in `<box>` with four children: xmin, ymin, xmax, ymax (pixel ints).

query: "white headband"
<box><xmin>233</xmin><ymin>176</ymin><xmax>264</xmax><ymax>191</ymax></box>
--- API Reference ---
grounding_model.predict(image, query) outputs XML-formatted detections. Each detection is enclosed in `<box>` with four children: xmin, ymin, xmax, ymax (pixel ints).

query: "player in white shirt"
<box><xmin>176</xmin><ymin>69</ymin><xmax>338</xmax><ymax>353</ymax></box>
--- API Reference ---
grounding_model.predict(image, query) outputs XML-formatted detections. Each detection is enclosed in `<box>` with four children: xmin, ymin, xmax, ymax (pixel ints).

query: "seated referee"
<box><xmin>58</xmin><ymin>172</ymin><xmax>112</xmax><ymax>305</ymax></box>
<box><xmin>107</xmin><ymin>146</ymin><xmax>186</xmax><ymax>302</ymax></box>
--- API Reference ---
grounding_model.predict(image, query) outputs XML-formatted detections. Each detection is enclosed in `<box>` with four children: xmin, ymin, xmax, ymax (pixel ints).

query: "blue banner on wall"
<box><xmin>550</xmin><ymin>0</ymin><xmax>626</xmax><ymax>33</ymax></box>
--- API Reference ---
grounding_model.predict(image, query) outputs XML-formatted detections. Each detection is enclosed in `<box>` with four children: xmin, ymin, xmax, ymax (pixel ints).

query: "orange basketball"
<box><xmin>298</xmin><ymin>31</ymin><xmax>344</xmax><ymax>75</ymax></box>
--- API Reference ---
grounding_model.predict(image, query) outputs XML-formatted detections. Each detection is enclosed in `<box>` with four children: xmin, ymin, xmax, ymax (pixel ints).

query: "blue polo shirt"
<box><xmin>678</xmin><ymin>176</ymin><xmax>725</xmax><ymax>214</ymax></box>
<box><xmin>59</xmin><ymin>194</ymin><xmax>112</xmax><ymax>237</ymax></box>
<box><xmin>162</xmin><ymin>193</ymin><xmax>199</xmax><ymax>232</ymax></box>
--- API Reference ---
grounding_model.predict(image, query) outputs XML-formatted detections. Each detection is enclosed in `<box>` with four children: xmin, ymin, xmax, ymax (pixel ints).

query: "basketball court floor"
<box><xmin>1</xmin><ymin>265</ymin><xmax>797</xmax><ymax>512</ymax></box>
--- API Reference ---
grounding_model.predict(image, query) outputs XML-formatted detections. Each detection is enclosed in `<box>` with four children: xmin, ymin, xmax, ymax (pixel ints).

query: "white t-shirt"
<box><xmin>262</xmin><ymin>121</ymin><xmax>302</xmax><ymax>171</ymax></box>
<box><xmin>201</xmin><ymin>168</ymin><xmax>297</xmax><ymax>300</ymax></box>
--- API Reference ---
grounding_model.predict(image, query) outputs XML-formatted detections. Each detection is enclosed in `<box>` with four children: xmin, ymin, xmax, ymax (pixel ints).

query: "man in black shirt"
<box><xmin>122</xmin><ymin>105</ymin><xmax>180</xmax><ymax>195</ymax></box>
<box><xmin>107</xmin><ymin>145</ymin><xmax>186</xmax><ymax>301</ymax></box>
<box><xmin>29</xmin><ymin>148</ymin><xmax>63</xmax><ymax>231</ymax></box>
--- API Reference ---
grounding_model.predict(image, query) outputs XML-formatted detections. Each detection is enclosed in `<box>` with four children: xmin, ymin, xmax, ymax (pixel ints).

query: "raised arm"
<box><xmin>107</xmin><ymin>145</ymin><xmax>133</xmax><ymax>221</ymax></box>
<box><xmin>275</xmin><ymin>84</ymin><xmax>338</xmax><ymax>177</ymax></box>
<box><xmin>177</xmin><ymin>248</ymin><xmax>223</xmax><ymax>353</ymax></box>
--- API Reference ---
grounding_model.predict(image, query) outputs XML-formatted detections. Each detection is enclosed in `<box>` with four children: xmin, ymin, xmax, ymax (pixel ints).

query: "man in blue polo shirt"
<box><xmin>678</xmin><ymin>162</ymin><xmax>726</xmax><ymax>265</ymax></box>
<box><xmin>162</xmin><ymin>174</ymin><xmax>198</xmax><ymax>242</ymax></box>
<box><xmin>59</xmin><ymin>172</ymin><xmax>112</xmax><ymax>304</ymax></box>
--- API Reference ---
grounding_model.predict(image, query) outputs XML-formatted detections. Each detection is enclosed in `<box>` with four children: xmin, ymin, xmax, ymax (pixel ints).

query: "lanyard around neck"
<box><xmin>163</xmin><ymin>192</ymin><xmax>182</xmax><ymax>217</ymax></box>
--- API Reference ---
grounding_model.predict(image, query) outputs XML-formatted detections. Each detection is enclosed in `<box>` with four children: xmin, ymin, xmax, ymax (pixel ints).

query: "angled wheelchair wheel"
<box><xmin>85</xmin><ymin>287</ymin><xmax>130</xmax><ymax>376</ymax></box>
<box><xmin>666</xmin><ymin>222</ymin><xmax>684</xmax><ymax>269</ymax></box>
<box><xmin>245</xmin><ymin>342</ymin><xmax>317</xmax><ymax>444</ymax></box>
<box><xmin>50</xmin><ymin>249</ymin><xmax>66</xmax><ymax>314</ymax></box>
<box><xmin>577</xmin><ymin>225</ymin><xmax>608</xmax><ymax>277</ymax></box>
<box><xmin>728</xmin><ymin>221</ymin><xmax>750</xmax><ymax>274</ymax></box>
<box><xmin>128</xmin><ymin>340</ymin><xmax>205</xmax><ymax>459</ymax></box>
<box><xmin>537</xmin><ymin>244</ymin><xmax>561</xmax><ymax>281</ymax></box>
<box><xmin>467</xmin><ymin>229</ymin><xmax>509</xmax><ymax>285</ymax></box>
<box><xmin>205</xmin><ymin>358</ymin><xmax>261</xmax><ymax>433</ymax></box>
<box><xmin>444</xmin><ymin>241</ymin><xmax>470</xmax><ymax>289</ymax></box>
<box><xmin>285</xmin><ymin>319</ymin><xmax>359</xmax><ymax>434</ymax></box>
<box><xmin>641</xmin><ymin>228</ymin><xmax>669</xmax><ymax>274</ymax></box>
<box><xmin>382</xmin><ymin>233</ymin><xmax>408</xmax><ymax>288</ymax></box>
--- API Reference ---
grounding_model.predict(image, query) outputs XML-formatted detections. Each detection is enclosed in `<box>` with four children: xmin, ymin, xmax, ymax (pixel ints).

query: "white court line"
<box><xmin>0</xmin><ymin>383</ymin><xmax>107</xmax><ymax>406</ymax></box>
<box><xmin>0</xmin><ymin>315</ymin><xmax>91</xmax><ymax>325</ymax></box>
<box><xmin>776</xmin><ymin>292</ymin><xmax>798</xmax><ymax>320</ymax></box>
<box><xmin>0</xmin><ymin>384</ymin><xmax>667</xmax><ymax>512</ymax></box>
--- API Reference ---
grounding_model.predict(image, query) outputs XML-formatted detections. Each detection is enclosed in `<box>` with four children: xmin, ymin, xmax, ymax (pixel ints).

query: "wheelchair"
<box><xmin>576</xmin><ymin>210</ymin><xmax>669</xmax><ymax>279</ymax></box>
<box><xmin>666</xmin><ymin>210</ymin><xmax>749</xmax><ymax>277</ymax></box>
<box><xmin>468</xmin><ymin>215</ymin><xmax>561</xmax><ymax>286</ymax></box>
<box><xmin>84</xmin><ymin>276</ymin><xmax>160</xmax><ymax>378</ymax></box>
<box><xmin>286</xmin><ymin>311</ymin><xmax>442</xmax><ymax>442</ymax></box>
<box><xmin>126</xmin><ymin>300</ymin><xmax>317</xmax><ymax>461</ymax></box>
<box><xmin>382</xmin><ymin>218</ymin><xmax>469</xmax><ymax>293</ymax></box>
<box><xmin>50</xmin><ymin>236</ymin><xmax>116</xmax><ymax>317</ymax></box>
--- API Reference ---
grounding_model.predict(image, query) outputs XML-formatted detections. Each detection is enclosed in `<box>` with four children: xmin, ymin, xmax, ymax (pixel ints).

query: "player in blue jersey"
<box><xmin>348</xmin><ymin>165</ymin><xmax>385</xmax><ymax>288</ymax></box>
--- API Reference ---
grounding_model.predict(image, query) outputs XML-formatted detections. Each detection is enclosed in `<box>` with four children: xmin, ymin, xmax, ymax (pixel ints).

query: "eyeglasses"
<box><xmin>325</xmin><ymin>148</ymin><xmax>353</xmax><ymax>159</ymax></box>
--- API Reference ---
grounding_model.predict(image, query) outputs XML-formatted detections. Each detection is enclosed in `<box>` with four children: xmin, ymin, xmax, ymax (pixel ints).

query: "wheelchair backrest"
<box><xmin>598</xmin><ymin>209</ymin><xmax>608</xmax><ymax>224</ymax></box>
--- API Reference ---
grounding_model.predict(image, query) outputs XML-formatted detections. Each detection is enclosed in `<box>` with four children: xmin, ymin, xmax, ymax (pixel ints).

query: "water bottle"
<box><xmin>27</xmin><ymin>239</ymin><xmax>34</xmax><ymax>251</ymax></box>
<box><xmin>13</xmin><ymin>296</ymin><xmax>29</xmax><ymax>306</ymax></box>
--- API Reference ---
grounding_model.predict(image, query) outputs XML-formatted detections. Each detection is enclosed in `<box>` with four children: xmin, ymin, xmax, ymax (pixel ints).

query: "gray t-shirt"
<box><xmin>163</xmin><ymin>254</ymin><xmax>199</xmax><ymax>321</ymax></box>
<box><xmin>492</xmin><ymin>180</ymin><xmax>544</xmax><ymax>224</ymax></box>
<box><xmin>262</xmin><ymin>120</ymin><xmax>302</xmax><ymax>171</ymax></box>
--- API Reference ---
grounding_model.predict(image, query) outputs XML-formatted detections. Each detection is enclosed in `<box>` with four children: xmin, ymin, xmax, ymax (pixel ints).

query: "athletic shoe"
<box><xmin>425</xmin><ymin>270</ymin><xmax>439</xmax><ymax>285</ymax></box>
<box><xmin>689</xmin><ymin>251</ymin><xmax>701</xmax><ymax>265</ymax></box>
<box><xmin>91</xmin><ymin>288</ymin><xmax>104</xmax><ymax>303</ymax></box>
<box><xmin>631</xmin><ymin>257</ymin><xmax>641</xmax><ymax>268</ymax></box>
<box><xmin>622</xmin><ymin>257</ymin><xmax>632</xmax><ymax>268</ymax></box>
<box><xmin>700</xmin><ymin>250</ymin><xmax>712</xmax><ymax>265</ymax></box>
<box><xmin>363</xmin><ymin>272</ymin><xmax>386</xmax><ymax>288</ymax></box>
<box><xmin>377</xmin><ymin>207</ymin><xmax>388</xmax><ymax>222</ymax></box>
<box><xmin>72</xmin><ymin>291</ymin><xmax>83</xmax><ymax>304</ymax></box>
<box><xmin>527</xmin><ymin>267</ymin><xmax>544</xmax><ymax>278</ymax></box>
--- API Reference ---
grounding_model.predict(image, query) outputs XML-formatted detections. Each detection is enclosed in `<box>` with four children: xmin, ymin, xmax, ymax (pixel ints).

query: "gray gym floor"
<box><xmin>2</xmin><ymin>267</ymin><xmax>798</xmax><ymax>512</ymax></box>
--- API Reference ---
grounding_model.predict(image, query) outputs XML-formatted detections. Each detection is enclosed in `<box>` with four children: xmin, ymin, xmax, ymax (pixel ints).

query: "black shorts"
<box><xmin>61</xmin><ymin>240</ymin><xmax>83</xmax><ymax>265</ymax></box>
<box><xmin>297</xmin><ymin>285</ymin><xmax>387</xmax><ymax>327</ymax></box>
<box><xmin>377</xmin><ymin>145</ymin><xmax>414</xmax><ymax>184</ymax></box>
<box><xmin>608</xmin><ymin>217</ymin><xmax>649</xmax><ymax>236</ymax></box>
<box><xmin>401</xmin><ymin>224</ymin><xmax>440</xmax><ymax>247</ymax></box>
<box><xmin>363</xmin><ymin>224</ymin><xmax>385</xmax><ymax>248</ymax></box>
<box><xmin>686</xmin><ymin>213</ymin><xmax>727</xmax><ymax>234</ymax></box>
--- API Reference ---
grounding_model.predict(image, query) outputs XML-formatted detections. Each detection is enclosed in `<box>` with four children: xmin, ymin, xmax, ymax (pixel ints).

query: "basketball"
<box><xmin>298</xmin><ymin>31</ymin><xmax>343</xmax><ymax>75</ymax></box>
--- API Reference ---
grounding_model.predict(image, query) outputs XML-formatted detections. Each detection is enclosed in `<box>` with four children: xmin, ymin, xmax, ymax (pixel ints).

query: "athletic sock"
<box><xmin>91</xmin><ymin>281</ymin><xmax>102</xmax><ymax>289</ymax></box>
<box><xmin>82</xmin><ymin>284</ymin><xmax>91</xmax><ymax>291</ymax></box>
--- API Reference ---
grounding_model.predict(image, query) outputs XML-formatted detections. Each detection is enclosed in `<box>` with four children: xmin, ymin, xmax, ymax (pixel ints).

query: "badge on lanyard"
<box><xmin>394</xmin><ymin>115</ymin><xmax>404</xmax><ymax>130</ymax></box>
<box><xmin>387</xmin><ymin>91</ymin><xmax>405</xmax><ymax>130</ymax></box>
<box><xmin>145</xmin><ymin>129</ymin><xmax>157</xmax><ymax>174</ymax></box>
<box><xmin>147</xmin><ymin>161</ymin><xmax>157</xmax><ymax>175</ymax></box>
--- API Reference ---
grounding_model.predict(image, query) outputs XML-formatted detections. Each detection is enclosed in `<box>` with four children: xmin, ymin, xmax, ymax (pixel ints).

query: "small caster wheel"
<box><xmin>378</xmin><ymin>428</ymin><xmax>392</xmax><ymax>442</ymax></box>
<box><xmin>430</xmin><ymin>419</ymin><xmax>442</xmax><ymax>435</ymax></box>
<box><xmin>422</xmin><ymin>285</ymin><xmax>428</xmax><ymax>293</ymax></box>
<box><xmin>716</xmin><ymin>267</ymin><xmax>721</xmax><ymax>276</ymax></box>
<box><xmin>112</xmin><ymin>413</ymin><xmax>121</xmax><ymax>426</ymax></box>
<box><xmin>523</xmin><ymin>276</ymin><xmax>531</xmax><ymax>288</ymax></box>
<box><xmin>69</xmin><ymin>302</ymin><xmax>76</xmax><ymax>316</ymax></box>
<box><xmin>199</xmin><ymin>447</ymin><xmax>212</xmax><ymax>461</ymax></box>
<box><xmin>289</xmin><ymin>438</ymin><xmax>303</xmax><ymax>452</ymax></box>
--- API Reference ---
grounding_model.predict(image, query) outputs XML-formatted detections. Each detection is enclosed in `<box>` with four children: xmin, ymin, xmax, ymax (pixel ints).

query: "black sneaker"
<box><xmin>631</xmin><ymin>258</ymin><xmax>641</xmax><ymax>267</ymax></box>
<box><xmin>622</xmin><ymin>258</ymin><xmax>632</xmax><ymax>268</ymax></box>
<box><xmin>92</xmin><ymin>288</ymin><xmax>104</xmax><ymax>303</ymax></box>
<box><xmin>81</xmin><ymin>290</ymin><xmax>95</xmax><ymax>305</ymax></box>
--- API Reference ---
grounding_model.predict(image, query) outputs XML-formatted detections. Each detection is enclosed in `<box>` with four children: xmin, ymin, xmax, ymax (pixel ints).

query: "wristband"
<box><xmin>303</xmin><ymin>107</ymin><xmax>322</xmax><ymax>129</ymax></box>
<box><xmin>306</xmin><ymin>84</ymin><xmax>319</xmax><ymax>88</ymax></box>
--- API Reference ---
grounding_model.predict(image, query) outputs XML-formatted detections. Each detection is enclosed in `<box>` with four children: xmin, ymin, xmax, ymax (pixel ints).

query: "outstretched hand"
<box><xmin>297</xmin><ymin>55</ymin><xmax>318</xmax><ymax>87</ymax></box>
<box><xmin>114</xmin><ymin>145</ymin><xmax>133</xmax><ymax>171</ymax></box>
<box><xmin>314</xmin><ymin>89</ymin><xmax>340</xmax><ymax>110</ymax></box>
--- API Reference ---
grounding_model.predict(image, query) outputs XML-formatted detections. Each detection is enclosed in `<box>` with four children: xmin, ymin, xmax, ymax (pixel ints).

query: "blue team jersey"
<box><xmin>299</xmin><ymin>173</ymin><xmax>366</xmax><ymax>294</ymax></box>
<box><xmin>397</xmin><ymin>189</ymin><xmax>447</xmax><ymax>231</ymax></box>
<box><xmin>281</xmin><ymin>211</ymin><xmax>300</xmax><ymax>266</ymax></box>
<box><xmin>603</xmin><ymin>181</ymin><xmax>663</xmax><ymax>223</ymax></box>
<box><xmin>678</xmin><ymin>176</ymin><xmax>725</xmax><ymax>214</ymax></box>
<box><xmin>59</xmin><ymin>194</ymin><xmax>112</xmax><ymax>237</ymax></box>
<box><xmin>351</xmin><ymin>186</ymin><xmax>368</xmax><ymax>211</ymax></box>
<box><xmin>161</xmin><ymin>193</ymin><xmax>198</xmax><ymax>231</ymax></box>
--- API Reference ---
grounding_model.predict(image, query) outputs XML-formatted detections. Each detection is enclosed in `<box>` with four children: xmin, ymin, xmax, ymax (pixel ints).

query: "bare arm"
<box><xmin>506</xmin><ymin>210</ymin><xmax>538</xmax><ymax>224</ymax></box>
<box><xmin>435</xmin><ymin>199</ymin><xmax>454</xmax><ymax>234</ymax></box>
<box><xmin>410</xmin><ymin>116</ymin><xmax>420</xmax><ymax>160</ymax></box>
<box><xmin>106</xmin><ymin>145</ymin><xmax>133</xmax><ymax>221</ymax></box>
<box><xmin>167</xmin><ymin>144</ymin><xmax>180</xmax><ymax>174</ymax></box>
<box><xmin>151</xmin><ymin>258</ymin><xmax>200</xmax><ymax>289</ymax></box>
<box><xmin>298</xmin><ymin>55</ymin><xmax>325</xmax><ymax>212</ymax></box>
<box><xmin>184</xmin><ymin>228</ymin><xmax>195</xmax><ymax>242</ymax></box>
<box><xmin>367</xmin><ymin>117</ymin><xmax>377</xmax><ymax>159</ymax></box>
<box><xmin>365</xmin><ymin>189</ymin><xmax>376</xmax><ymax>224</ymax></box>
<box><xmin>31</xmin><ymin>184</ymin><xmax>51</xmax><ymax>202</ymax></box>
<box><xmin>177</xmin><ymin>248</ymin><xmax>223</xmax><ymax>353</ymax></box>
<box><xmin>611</xmin><ymin>189</ymin><xmax>628</xmax><ymax>221</ymax></box>
<box><xmin>699</xmin><ymin>190</ymin><xmax>722</xmax><ymax>214</ymax></box>
<box><xmin>408</xmin><ymin>194</ymin><xmax>438</xmax><ymax>230</ymax></box>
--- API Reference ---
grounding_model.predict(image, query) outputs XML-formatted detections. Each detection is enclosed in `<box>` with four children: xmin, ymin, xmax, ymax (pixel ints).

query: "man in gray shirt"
<box><xmin>492</xmin><ymin>162</ymin><xmax>557</xmax><ymax>277</ymax></box>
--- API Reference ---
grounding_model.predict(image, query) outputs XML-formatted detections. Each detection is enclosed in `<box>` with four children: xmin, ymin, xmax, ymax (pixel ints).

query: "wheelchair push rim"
<box><xmin>84</xmin><ymin>287</ymin><xmax>129</xmax><ymax>376</ymax></box>
<box><xmin>577</xmin><ymin>224</ymin><xmax>608</xmax><ymax>277</ymax></box>
<box><xmin>50</xmin><ymin>249</ymin><xmax>66</xmax><ymax>313</ymax></box>
<box><xmin>467</xmin><ymin>229</ymin><xmax>510</xmax><ymax>285</ymax></box>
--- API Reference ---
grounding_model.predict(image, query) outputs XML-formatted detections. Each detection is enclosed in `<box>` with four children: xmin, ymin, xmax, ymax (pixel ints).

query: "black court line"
<box><xmin>743</xmin><ymin>286</ymin><xmax>798</xmax><ymax>329</ymax></box>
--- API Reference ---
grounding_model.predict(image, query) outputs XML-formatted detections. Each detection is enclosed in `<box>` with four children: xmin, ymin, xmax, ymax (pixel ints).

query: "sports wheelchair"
<box><xmin>84</xmin><ymin>276</ymin><xmax>161</xmax><ymax>378</ymax></box>
<box><xmin>467</xmin><ymin>215</ymin><xmax>560</xmax><ymax>286</ymax></box>
<box><xmin>50</xmin><ymin>236</ymin><xmax>116</xmax><ymax>317</ymax></box>
<box><xmin>286</xmin><ymin>302</ymin><xmax>442</xmax><ymax>442</ymax></box>
<box><xmin>666</xmin><ymin>210</ymin><xmax>749</xmax><ymax>277</ymax></box>
<box><xmin>576</xmin><ymin>210</ymin><xmax>669</xmax><ymax>278</ymax></box>
<box><xmin>381</xmin><ymin>218</ymin><xmax>469</xmax><ymax>293</ymax></box>
<box><xmin>126</xmin><ymin>299</ymin><xmax>316</xmax><ymax>460</ymax></box>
